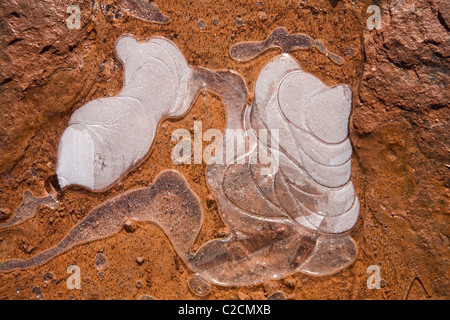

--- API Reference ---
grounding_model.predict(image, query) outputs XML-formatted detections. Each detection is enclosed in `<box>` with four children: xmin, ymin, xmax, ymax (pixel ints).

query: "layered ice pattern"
<box><xmin>57</xmin><ymin>36</ymin><xmax>195</xmax><ymax>190</ymax></box>
<box><xmin>1</xmin><ymin>33</ymin><xmax>359</xmax><ymax>286</ymax></box>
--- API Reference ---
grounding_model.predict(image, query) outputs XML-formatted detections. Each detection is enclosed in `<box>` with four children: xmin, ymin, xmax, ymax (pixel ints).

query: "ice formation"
<box><xmin>56</xmin><ymin>36</ymin><xmax>196</xmax><ymax>191</ymax></box>
<box><xmin>230</xmin><ymin>27</ymin><xmax>344</xmax><ymax>65</ymax></box>
<box><xmin>118</xmin><ymin>0</ymin><xmax>170</xmax><ymax>23</ymax></box>
<box><xmin>0</xmin><ymin>190</ymin><xmax>57</xmax><ymax>230</ymax></box>
<box><xmin>1</xmin><ymin>32</ymin><xmax>359</xmax><ymax>286</ymax></box>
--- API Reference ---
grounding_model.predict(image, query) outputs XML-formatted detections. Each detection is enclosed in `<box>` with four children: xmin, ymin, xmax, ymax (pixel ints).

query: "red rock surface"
<box><xmin>352</xmin><ymin>0</ymin><xmax>449</xmax><ymax>299</ymax></box>
<box><xmin>0</xmin><ymin>0</ymin><xmax>448</xmax><ymax>299</ymax></box>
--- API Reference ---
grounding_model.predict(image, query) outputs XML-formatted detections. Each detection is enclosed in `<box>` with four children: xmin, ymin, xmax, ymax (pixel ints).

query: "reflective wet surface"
<box><xmin>0</xmin><ymin>0</ymin><xmax>447</xmax><ymax>300</ymax></box>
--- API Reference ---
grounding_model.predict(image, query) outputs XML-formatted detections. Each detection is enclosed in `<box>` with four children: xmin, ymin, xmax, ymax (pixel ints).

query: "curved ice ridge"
<box><xmin>246</xmin><ymin>54</ymin><xmax>360</xmax><ymax>234</ymax></box>
<box><xmin>1</xmin><ymin>33</ymin><xmax>359</xmax><ymax>286</ymax></box>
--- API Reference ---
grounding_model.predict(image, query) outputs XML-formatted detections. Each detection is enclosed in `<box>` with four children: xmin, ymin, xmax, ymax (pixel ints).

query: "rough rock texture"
<box><xmin>0</xmin><ymin>0</ymin><xmax>448</xmax><ymax>299</ymax></box>
<box><xmin>352</xmin><ymin>0</ymin><xmax>449</xmax><ymax>299</ymax></box>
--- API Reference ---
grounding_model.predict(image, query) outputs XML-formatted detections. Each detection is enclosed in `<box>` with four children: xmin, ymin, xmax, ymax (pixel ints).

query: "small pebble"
<box><xmin>42</xmin><ymin>271</ymin><xmax>55</xmax><ymax>284</ymax></box>
<box><xmin>124</xmin><ymin>220</ymin><xmax>138</xmax><ymax>233</ymax></box>
<box><xmin>234</xmin><ymin>17</ymin><xmax>244</xmax><ymax>28</ymax></box>
<box><xmin>30</xmin><ymin>168</ymin><xmax>38</xmax><ymax>177</ymax></box>
<box><xmin>212</xmin><ymin>17</ymin><xmax>220</xmax><ymax>26</ymax></box>
<box><xmin>258</xmin><ymin>12</ymin><xmax>267</xmax><ymax>21</ymax></box>
<box><xmin>0</xmin><ymin>208</ymin><xmax>9</xmax><ymax>220</ymax></box>
<box><xmin>95</xmin><ymin>253</ymin><xmax>108</xmax><ymax>272</ymax></box>
<box><xmin>198</xmin><ymin>19</ymin><xmax>205</xmax><ymax>30</ymax></box>
<box><xmin>206</xmin><ymin>195</ymin><xmax>215</xmax><ymax>209</ymax></box>
<box><xmin>136</xmin><ymin>280</ymin><xmax>143</xmax><ymax>288</ymax></box>
<box><xmin>139</xmin><ymin>294</ymin><xmax>156</xmax><ymax>300</ymax></box>
<box><xmin>263</xmin><ymin>281</ymin><xmax>280</xmax><ymax>294</ymax></box>
<box><xmin>217</xmin><ymin>227</ymin><xmax>229</xmax><ymax>238</ymax></box>
<box><xmin>21</xmin><ymin>243</ymin><xmax>35</xmax><ymax>254</ymax></box>
<box><xmin>267</xmin><ymin>290</ymin><xmax>287</xmax><ymax>300</ymax></box>
<box><xmin>282</xmin><ymin>276</ymin><xmax>297</xmax><ymax>289</ymax></box>
<box><xmin>136</xmin><ymin>257</ymin><xmax>145</xmax><ymax>265</ymax></box>
<box><xmin>32</xmin><ymin>286</ymin><xmax>44</xmax><ymax>300</ymax></box>
<box><xmin>237</xmin><ymin>292</ymin><xmax>251</xmax><ymax>300</ymax></box>
<box><xmin>345</xmin><ymin>46</ymin><xmax>355</xmax><ymax>57</ymax></box>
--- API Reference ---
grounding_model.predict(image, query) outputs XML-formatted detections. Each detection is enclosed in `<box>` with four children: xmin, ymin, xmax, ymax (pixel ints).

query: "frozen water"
<box><xmin>1</xmin><ymin>33</ymin><xmax>359</xmax><ymax>286</ymax></box>
<box><xmin>0</xmin><ymin>190</ymin><xmax>57</xmax><ymax>230</ymax></box>
<box><xmin>118</xmin><ymin>0</ymin><xmax>170</xmax><ymax>23</ymax></box>
<box><xmin>230</xmin><ymin>27</ymin><xmax>344</xmax><ymax>65</ymax></box>
<box><xmin>56</xmin><ymin>36</ymin><xmax>195</xmax><ymax>191</ymax></box>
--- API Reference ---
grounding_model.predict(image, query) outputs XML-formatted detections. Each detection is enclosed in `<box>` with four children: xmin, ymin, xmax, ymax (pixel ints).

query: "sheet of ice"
<box><xmin>0</xmin><ymin>190</ymin><xmax>58</xmax><ymax>230</ymax></box>
<box><xmin>230</xmin><ymin>27</ymin><xmax>344</xmax><ymax>65</ymax></box>
<box><xmin>248</xmin><ymin>53</ymin><xmax>359</xmax><ymax>233</ymax></box>
<box><xmin>0</xmin><ymin>170</ymin><xmax>202</xmax><ymax>272</ymax></box>
<box><xmin>1</xmin><ymin>33</ymin><xmax>359</xmax><ymax>286</ymax></box>
<box><xmin>118</xmin><ymin>0</ymin><xmax>170</xmax><ymax>23</ymax></box>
